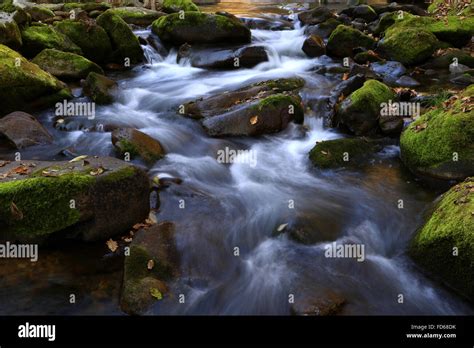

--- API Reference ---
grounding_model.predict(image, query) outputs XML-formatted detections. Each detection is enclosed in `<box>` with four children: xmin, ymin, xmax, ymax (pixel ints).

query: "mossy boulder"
<box><xmin>400</xmin><ymin>86</ymin><xmax>474</xmax><ymax>181</ymax></box>
<box><xmin>378</xmin><ymin>28</ymin><xmax>439</xmax><ymax>66</ymax></box>
<box><xmin>309</xmin><ymin>137</ymin><xmax>387</xmax><ymax>169</ymax></box>
<box><xmin>373</xmin><ymin>11</ymin><xmax>415</xmax><ymax>35</ymax></box>
<box><xmin>0</xmin><ymin>0</ymin><xmax>17</xmax><ymax>13</ymax></box>
<box><xmin>25</xmin><ymin>6</ymin><xmax>55</xmax><ymax>22</ymax></box>
<box><xmin>302</xmin><ymin>34</ymin><xmax>326</xmax><ymax>58</ymax></box>
<box><xmin>54</xmin><ymin>19</ymin><xmax>112</xmax><ymax>63</ymax></box>
<box><xmin>183</xmin><ymin>77</ymin><xmax>305</xmax><ymax>119</ymax></box>
<box><xmin>152</xmin><ymin>12</ymin><xmax>251</xmax><ymax>45</ymax></box>
<box><xmin>112</xmin><ymin>128</ymin><xmax>165</xmax><ymax>164</ymax></box>
<box><xmin>0</xmin><ymin>157</ymin><xmax>150</xmax><ymax>243</ymax></box>
<box><xmin>0</xmin><ymin>14</ymin><xmax>22</xmax><ymax>50</ymax></box>
<box><xmin>334</xmin><ymin>80</ymin><xmax>396</xmax><ymax>136</ymax></box>
<box><xmin>121</xmin><ymin>222</ymin><xmax>179</xmax><ymax>315</ymax></box>
<box><xmin>96</xmin><ymin>10</ymin><xmax>143</xmax><ymax>64</ymax></box>
<box><xmin>305</xmin><ymin>18</ymin><xmax>341</xmax><ymax>39</ymax></box>
<box><xmin>409</xmin><ymin>177</ymin><xmax>474</xmax><ymax>301</ymax></box>
<box><xmin>21</xmin><ymin>24</ymin><xmax>82</xmax><ymax>57</ymax></box>
<box><xmin>32</xmin><ymin>48</ymin><xmax>103</xmax><ymax>80</ymax></box>
<box><xmin>162</xmin><ymin>0</ymin><xmax>199</xmax><ymax>13</ymax></box>
<box><xmin>326</xmin><ymin>25</ymin><xmax>375</xmax><ymax>58</ymax></box>
<box><xmin>422</xmin><ymin>48</ymin><xmax>474</xmax><ymax>69</ymax></box>
<box><xmin>82</xmin><ymin>72</ymin><xmax>117</xmax><ymax>104</ymax></box>
<box><xmin>62</xmin><ymin>2</ymin><xmax>111</xmax><ymax>12</ymax></box>
<box><xmin>0</xmin><ymin>44</ymin><xmax>72</xmax><ymax>116</ymax></box>
<box><xmin>202</xmin><ymin>94</ymin><xmax>304</xmax><ymax>137</ymax></box>
<box><xmin>352</xmin><ymin>4</ymin><xmax>377</xmax><ymax>22</ymax></box>
<box><xmin>108</xmin><ymin>7</ymin><xmax>165</xmax><ymax>26</ymax></box>
<box><xmin>298</xmin><ymin>6</ymin><xmax>335</xmax><ymax>26</ymax></box>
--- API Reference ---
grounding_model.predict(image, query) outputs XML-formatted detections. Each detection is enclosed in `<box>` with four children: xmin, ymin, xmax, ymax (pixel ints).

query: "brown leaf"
<box><xmin>321</xmin><ymin>150</ymin><xmax>329</xmax><ymax>155</ymax></box>
<box><xmin>342</xmin><ymin>73</ymin><xmax>349</xmax><ymax>81</ymax></box>
<box><xmin>0</xmin><ymin>160</ymin><xmax>9</xmax><ymax>168</ymax></box>
<box><xmin>90</xmin><ymin>167</ymin><xmax>105</xmax><ymax>176</ymax></box>
<box><xmin>10</xmin><ymin>202</ymin><xmax>24</xmax><ymax>221</ymax></box>
<box><xmin>147</xmin><ymin>259</ymin><xmax>155</xmax><ymax>270</ymax></box>
<box><xmin>250</xmin><ymin>115</ymin><xmax>258</xmax><ymax>125</ymax></box>
<box><xmin>106</xmin><ymin>239</ymin><xmax>118</xmax><ymax>252</ymax></box>
<box><xmin>12</xmin><ymin>166</ymin><xmax>29</xmax><ymax>175</ymax></box>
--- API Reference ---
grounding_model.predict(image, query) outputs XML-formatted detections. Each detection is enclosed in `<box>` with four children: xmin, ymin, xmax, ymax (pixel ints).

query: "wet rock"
<box><xmin>62</xmin><ymin>2</ymin><xmax>111</xmax><ymax>12</ymax></box>
<box><xmin>203</xmin><ymin>94</ymin><xmax>304</xmax><ymax>137</ymax></box>
<box><xmin>162</xmin><ymin>0</ymin><xmax>199</xmax><ymax>13</ymax></box>
<box><xmin>409</xmin><ymin>177</ymin><xmax>474</xmax><ymax>302</ymax></box>
<box><xmin>185</xmin><ymin>46</ymin><xmax>268</xmax><ymax>70</ymax></box>
<box><xmin>450</xmin><ymin>73</ymin><xmax>474</xmax><ymax>86</ymax></box>
<box><xmin>112</xmin><ymin>128</ymin><xmax>165</xmax><ymax>164</ymax></box>
<box><xmin>379</xmin><ymin>115</ymin><xmax>404</xmax><ymax>136</ymax></box>
<box><xmin>352</xmin><ymin>4</ymin><xmax>378</xmax><ymax>22</ymax></box>
<box><xmin>326</xmin><ymin>74</ymin><xmax>366</xmax><ymax>123</ymax></box>
<box><xmin>54</xmin><ymin>19</ymin><xmax>113</xmax><ymax>63</ymax></box>
<box><xmin>334</xmin><ymin>79</ymin><xmax>396</xmax><ymax>135</ymax></box>
<box><xmin>183</xmin><ymin>77</ymin><xmax>305</xmax><ymax>119</ymax></box>
<box><xmin>241</xmin><ymin>16</ymin><xmax>293</xmax><ymax>31</ymax></box>
<box><xmin>0</xmin><ymin>111</ymin><xmax>53</xmax><ymax>149</ymax></box>
<box><xmin>0</xmin><ymin>13</ymin><xmax>22</xmax><ymax>50</ymax></box>
<box><xmin>0</xmin><ymin>44</ymin><xmax>72</xmax><ymax>116</ymax></box>
<box><xmin>20</xmin><ymin>24</ymin><xmax>82</xmax><ymax>57</ymax></box>
<box><xmin>400</xmin><ymin>85</ymin><xmax>474</xmax><ymax>180</ymax></box>
<box><xmin>82</xmin><ymin>72</ymin><xmax>117</xmax><ymax>105</ymax></box>
<box><xmin>348</xmin><ymin>63</ymin><xmax>379</xmax><ymax>80</ymax></box>
<box><xmin>395</xmin><ymin>75</ymin><xmax>420</xmax><ymax>88</ymax></box>
<box><xmin>96</xmin><ymin>10</ymin><xmax>144</xmax><ymax>64</ymax></box>
<box><xmin>108</xmin><ymin>7</ymin><xmax>165</xmax><ymax>26</ymax></box>
<box><xmin>291</xmin><ymin>291</ymin><xmax>346</xmax><ymax>316</ymax></box>
<box><xmin>146</xmin><ymin>34</ymin><xmax>169</xmax><ymax>57</ymax></box>
<box><xmin>0</xmin><ymin>157</ymin><xmax>150</xmax><ymax>243</ymax></box>
<box><xmin>32</xmin><ymin>48</ymin><xmax>104</xmax><ymax>80</ymax></box>
<box><xmin>12</xmin><ymin>8</ymin><xmax>30</xmax><ymax>28</ymax></box>
<box><xmin>309</xmin><ymin>137</ymin><xmax>388</xmax><ymax>169</ymax></box>
<box><xmin>151</xmin><ymin>12</ymin><xmax>251</xmax><ymax>45</ymax></box>
<box><xmin>371</xmin><ymin>60</ymin><xmax>406</xmax><ymax>82</ymax></box>
<box><xmin>121</xmin><ymin>222</ymin><xmax>180</xmax><ymax>315</ymax></box>
<box><xmin>302</xmin><ymin>34</ymin><xmax>326</xmax><ymax>57</ymax></box>
<box><xmin>298</xmin><ymin>6</ymin><xmax>335</xmax><ymax>26</ymax></box>
<box><xmin>326</xmin><ymin>24</ymin><xmax>375</xmax><ymax>58</ymax></box>
<box><xmin>304</xmin><ymin>18</ymin><xmax>341</xmax><ymax>38</ymax></box>
<box><xmin>353</xmin><ymin>50</ymin><xmax>382</xmax><ymax>64</ymax></box>
<box><xmin>372</xmin><ymin>3</ymin><xmax>427</xmax><ymax>16</ymax></box>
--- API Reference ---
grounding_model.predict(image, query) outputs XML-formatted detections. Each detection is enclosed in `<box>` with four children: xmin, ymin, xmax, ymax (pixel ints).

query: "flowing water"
<box><xmin>0</xmin><ymin>3</ymin><xmax>472</xmax><ymax>315</ymax></box>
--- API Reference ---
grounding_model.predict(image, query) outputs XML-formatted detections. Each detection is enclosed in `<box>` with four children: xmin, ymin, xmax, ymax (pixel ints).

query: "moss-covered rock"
<box><xmin>32</xmin><ymin>48</ymin><xmax>104</xmax><ymax>80</ymax></box>
<box><xmin>409</xmin><ymin>177</ymin><xmax>474</xmax><ymax>301</ymax></box>
<box><xmin>25</xmin><ymin>6</ymin><xmax>55</xmax><ymax>22</ymax></box>
<box><xmin>0</xmin><ymin>0</ymin><xmax>17</xmax><ymax>13</ymax></box>
<box><xmin>162</xmin><ymin>0</ymin><xmax>199</xmax><ymax>13</ymax></box>
<box><xmin>302</xmin><ymin>34</ymin><xmax>326</xmax><ymax>57</ymax></box>
<box><xmin>0</xmin><ymin>44</ymin><xmax>72</xmax><ymax>116</ymax></box>
<box><xmin>0</xmin><ymin>13</ymin><xmax>22</xmax><ymax>50</ymax></box>
<box><xmin>305</xmin><ymin>17</ymin><xmax>341</xmax><ymax>39</ymax></box>
<box><xmin>54</xmin><ymin>19</ymin><xmax>112</xmax><ymax>63</ymax></box>
<box><xmin>298</xmin><ymin>6</ymin><xmax>335</xmax><ymax>26</ymax></box>
<box><xmin>378</xmin><ymin>28</ymin><xmax>439</xmax><ymax>66</ymax></box>
<box><xmin>400</xmin><ymin>86</ymin><xmax>474</xmax><ymax>180</ymax></box>
<box><xmin>111</xmin><ymin>128</ymin><xmax>165</xmax><ymax>164</ymax></box>
<box><xmin>0</xmin><ymin>157</ymin><xmax>150</xmax><ymax>243</ymax></box>
<box><xmin>121</xmin><ymin>222</ymin><xmax>179</xmax><ymax>315</ymax></box>
<box><xmin>384</xmin><ymin>15</ymin><xmax>474</xmax><ymax>48</ymax></box>
<box><xmin>373</xmin><ymin>11</ymin><xmax>415</xmax><ymax>35</ymax></box>
<box><xmin>203</xmin><ymin>94</ymin><xmax>304</xmax><ymax>137</ymax></box>
<box><xmin>108</xmin><ymin>7</ymin><xmax>165</xmax><ymax>26</ymax></box>
<box><xmin>21</xmin><ymin>24</ymin><xmax>82</xmax><ymax>57</ymax></box>
<box><xmin>96</xmin><ymin>10</ymin><xmax>143</xmax><ymax>64</ymax></box>
<box><xmin>422</xmin><ymin>48</ymin><xmax>474</xmax><ymax>69</ymax></box>
<box><xmin>152</xmin><ymin>12</ymin><xmax>251</xmax><ymax>45</ymax></box>
<box><xmin>309</xmin><ymin>137</ymin><xmax>387</xmax><ymax>169</ymax></box>
<box><xmin>82</xmin><ymin>72</ymin><xmax>117</xmax><ymax>105</ymax></box>
<box><xmin>428</xmin><ymin>0</ymin><xmax>473</xmax><ymax>16</ymax></box>
<box><xmin>62</xmin><ymin>2</ymin><xmax>111</xmax><ymax>12</ymax></box>
<box><xmin>334</xmin><ymin>80</ymin><xmax>396</xmax><ymax>136</ymax></box>
<box><xmin>326</xmin><ymin>25</ymin><xmax>375</xmax><ymax>58</ymax></box>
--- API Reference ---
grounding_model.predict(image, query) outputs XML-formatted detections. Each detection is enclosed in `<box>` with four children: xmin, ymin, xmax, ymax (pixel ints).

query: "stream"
<box><xmin>0</xmin><ymin>2</ymin><xmax>472</xmax><ymax>315</ymax></box>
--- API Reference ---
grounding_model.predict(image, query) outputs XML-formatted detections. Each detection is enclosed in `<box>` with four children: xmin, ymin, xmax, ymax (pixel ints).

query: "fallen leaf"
<box><xmin>106</xmin><ymin>239</ymin><xmax>118</xmax><ymax>252</ymax></box>
<box><xmin>10</xmin><ymin>202</ymin><xmax>23</xmax><ymax>221</ymax></box>
<box><xmin>277</xmin><ymin>223</ymin><xmax>288</xmax><ymax>232</ymax></box>
<box><xmin>69</xmin><ymin>155</ymin><xmax>88</xmax><ymax>163</ymax></box>
<box><xmin>321</xmin><ymin>150</ymin><xmax>329</xmax><ymax>155</ymax></box>
<box><xmin>42</xmin><ymin>170</ymin><xmax>59</xmax><ymax>177</ymax></box>
<box><xmin>342</xmin><ymin>73</ymin><xmax>349</xmax><ymax>81</ymax></box>
<box><xmin>90</xmin><ymin>167</ymin><xmax>105</xmax><ymax>176</ymax></box>
<box><xmin>250</xmin><ymin>115</ymin><xmax>258</xmax><ymax>125</ymax></box>
<box><xmin>150</xmin><ymin>288</ymin><xmax>162</xmax><ymax>300</ymax></box>
<box><xmin>147</xmin><ymin>259</ymin><xmax>155</xmax><ymax>270</ymax></box>
<box><xmin>123</xmin><ymin>237</ymin><xmax>133</xmax><ymax>243</ymax></box>
<box><xmin>0</xmin><ymin>161</ymin><xmax>10</xmax><ymax>167</ymax></box>
<box><xmin>12</xmin><ymin>166</ymin><xmax>29</xmax><ymax>175</ymax></box>
<box><xmin>148</xmin><ymin>211</ymin><xmax>158</xmax><ymax>224</ymax></box>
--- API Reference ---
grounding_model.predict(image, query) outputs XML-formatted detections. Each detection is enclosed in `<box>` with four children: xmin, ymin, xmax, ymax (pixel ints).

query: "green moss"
<box><xmin>309</xmin><ymin>137</ymin><xmax>383</xmax><ymax>169</ymax></box>
<box><xmin>374</xmin><ymin>11</ymin><xmax>415</xmax><ymax>35</ymax></box>
<box><xmin>0</xmin><ymin>0</ymin><xmax>17</xmax><ymax>13</ymax></box>
<box><xmin>409</xmin><ymin>178</ymin><xmax>474</xmax><ymax>301</ymax></box>
<box><xmin>21</xmin><ymin>25</ymin><xmax>82</xmax><ymax>57</ymax></box>
<box><xmin>125</xmin><ymin>245</ymin><xmax>174</xmax><ymax>282</ymax></box>
<box><xmin>96</xmin><ymin>10</ymin><xmax>143</xmax><ymax>63</ymax></box>
<box><xmin>254</xmin><ymin>94</ymin><xmax>304</xmax><ymax>124</ymax></box>
<box><xmin>349</xmin><ymin>79</ymin><xmax>395</xmax><ymax>115</ymax></box>
<box><xmin>379</xmin><ymin>28</ymin><xmax>439</xmax><ymax>66</ymax></box>
<box><xmin>0</xmin><ymin>173</ymin><xmax>94</xmax><ymax>237</ymax></box>
<box><xmin>260</xmin><ymin>77</ymin><xmax>305</xmax><ymax>91</ymax></box>
<box><xmin>0</xmin><ymin>43</ymin><xmax>72</xmax><ymax>114</ymax></box>
<box><xmin>54</xmin><ymin>20</ymin><xmax>112</xmax><ymax>63</ymax></box>
<box><xmin>162</xmin><ymin>0</ymin><xmax>199</xmax><ymax>13</ymax></box>
<box><xmin>326</xmin><ymin>25</ymin><xmax>375</xmax><ymax>57</ymax></box>
<box><xmin>62</xmin><ymin>2</ymin><xmax>111</xmax><ymax>12</ymax></box>
<box><xmin>27</xmin><ymin>6</ymin><xmax>54</xmax><ymax>21</ymax></box>
<box><xmin>101</xmin><ymin>165</ymin><xmax>137</xmax><ymax>184</ymax></box>
<box><xmin>0</xmin><ymin>16</ymin><xmax>22</xmax><ymax>50</ymax></box>
<box><xmin>108</xmin><ymin>8</ymin><xmax>163</xmax><ymax>26</ymax></box>
<box><xmin>400</xmin><ymin>89</ymin><xmax>474</xmax><ymax>179</ymax></box>
<box><xmin>83</xmin><ymin>72</ymin><xmax>116</xmax><ymax>104</ymax></box>
<box><xmin>115</xmin><ymin>139</ymin><xmax>139</xmax><ymax>158</ymax></box>
<box><xmin>32</xmin><ymin>48</ymin><xmax>103</xmax><ymax>79</ymax></box>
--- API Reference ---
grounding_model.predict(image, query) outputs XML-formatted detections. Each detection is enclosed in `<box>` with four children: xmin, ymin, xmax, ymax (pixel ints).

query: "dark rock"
<box><xmin>111</xmin><ymin>128</ymin><xmax>165</xmax><ymax>164</ymax></box>
<box><xmin>304</xmin><ymin>18</ymin><xmax>341</xmax><ymax>38</ymax></box>
<box><xmin>0</xmin><ymin>13</ymin><xmax>22</xmax><ymax>50</ymax></box>
<box><xmin>0</xmin><ymin>111</ymin><xmax>53</xmax><ymax>149</ymax></box>
<box><xmin>326</xmin><ymin>25</ymin><xmax>375</xmax><ymax>58</ymax></box>
<box><xmin>241</xmin><ymin>16</ymin><xmax>293</xmax><ymax>31</ymax></box>
<box><xmin>371</xmin><ymin>61</ymin><xmax>406</xmax><ymax>82</ymax></box>
<box><xmin>185</xmin><ymin>46</ymin><xmax>269</xmax><ymax>70</ymax></box>
<box><xmin>302</xmin><ymin>34</ymin><xmax>326</xmax><ymax>57</ymax></box>
<box><xmin>291</xmin><ymin>291</ymin><xmax>346</xmax><ymax>316</ymax></box>
<box><xmin>395</xmin><ymin>75</ymin><xmax>420</xmax><ymax>87</ymax></box>
<box><xmin>352</xmin><ymin>5</ymin><xmax>378</xmax><ymax>22</ymax></box>
<box><xmin>82</xmin><ymin>72</ymin><xmax>117</xmax><ymax>105</ymax></box>
<box><xmin>298</xmin><ymin>6</ymin><xmax>335</xmax><ymax>26</ymax></box>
